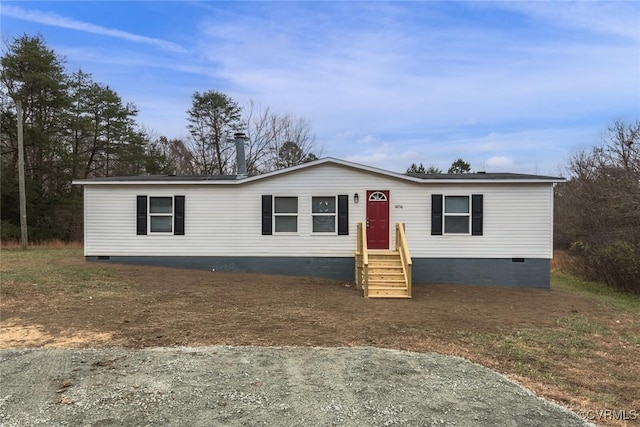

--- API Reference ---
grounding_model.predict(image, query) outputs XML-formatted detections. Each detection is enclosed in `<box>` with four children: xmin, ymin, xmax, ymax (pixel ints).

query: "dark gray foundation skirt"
<box><xmin>86</xmin><ymin>256</ymin><xmax>550</xmax><ymax>288</ymax></box>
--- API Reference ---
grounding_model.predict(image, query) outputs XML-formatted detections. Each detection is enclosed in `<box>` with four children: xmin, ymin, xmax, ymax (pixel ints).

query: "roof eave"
<box><xmin>71</xmin><ymin>177</ymin><xmax>564</xmax><ymax>186</ymax></box>
<box><xmin>416</xmin><ymin>178</ymin><xmax>565</xmax><ymax>184</ymax></box>
<box><xmin>71</xmin><ymin>179</ymin><xmax>243</xmax><ymax>185</ymax></box>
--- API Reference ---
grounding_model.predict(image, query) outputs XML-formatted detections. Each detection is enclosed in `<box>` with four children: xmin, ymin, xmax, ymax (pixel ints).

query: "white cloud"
<box><xmin>358</xmin><ymin>135</ymin><xmax>378</xmax><ymax>144</ymax></box>
<box><xmin>1</xmin><ymin>5</ymin><xmax>187</xmax><ymax>53</ymax></box>
<box><xmin>493</xmin><ymin>2</ymin><xmax>640</xmax><ymax>42</ymax></box>
<box><xmin>334</xmin><ymin>131</ymin><xmax>355</xmax><ymax>141</ymax></box>
<box><xmin>484</xmin><ymin>156</ymin><xmax>514</xmax><ymax>171</ymax></box>
<box><xmin>343</xmin><ymin>142</ymin><xmax>419</xmax><ymax>172</ymax></box>
<box><xmin>479</xmin><ymin>141</ymin><xmax>498</xmax><ymax>152</ymax></box>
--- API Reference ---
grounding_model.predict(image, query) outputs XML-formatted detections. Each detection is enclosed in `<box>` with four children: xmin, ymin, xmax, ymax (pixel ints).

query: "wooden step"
<box><xmin>369</xmin><ymin>259</ymin><xmax>402</xmax><ymax>266</ymax></box>
<box><xmin>369</xmin><ymin>256</ymin><xmax>401</xmax><ymax>262</ymax></box>
<box><xmin>368</xmin><ymin>250</ymin><xmax>398</xmax><ymax>255</ymax></box>
<box><xmin>369</xmin><ymin>262</ymin><xmax>402</xmax><ymax>267</ymax></box>
<box><xmin>369</xmin><ymin>264</ymin><xmax>403</xmax><ymax>273</ymax></box>
<box><xmin>368</xmin><ymin>280</ymin><xmax>406</xmax><ymax>286</ymax></box>
<box><xmin>370</xmin><ymin>266</ymin><xmax>401</xmax><ymax>271</ymax></box>
<box><xmin>368</xmin><ymin>273</ymin><xmax>405</xmax><ymax>282</ymax></box>
<box><xmin>368</xmin><ymin>276</ymin><xmax>406</xmax><ymax>284</ymax></box>
<box><xmin>369</xmin><ymin>252</ymin><xmax>401</xmax><ymax>258</ymax></box>
<box><xmin>369</xmin><ymin>271</ymin><xmax>403</xmax><ymax>278</ymax></box>
<box><xmin>369</xmin><ymin>276</ymin><xmax>405</xmax><ymax>281</ymax></box>
<box><xmin>368</xmin><ymin>266</ymin><xmax>401</xmax><ymax>271</ymax></box>
<box><xmin>367</xmin><ymin>285</ymin><xmax>411</xmax><ymax>298</ymax></box>
<box><xmin>369</xmin><ymin>252</ymin><xmax>401</xmax><ymax>259</ymax></box>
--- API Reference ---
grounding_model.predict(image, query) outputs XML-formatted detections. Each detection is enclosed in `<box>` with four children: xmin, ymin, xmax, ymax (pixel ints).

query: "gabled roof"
<box><xmin>72</xmin><ymin>157</ymin><xmax>565</xmax><ymax>185</ymax></box>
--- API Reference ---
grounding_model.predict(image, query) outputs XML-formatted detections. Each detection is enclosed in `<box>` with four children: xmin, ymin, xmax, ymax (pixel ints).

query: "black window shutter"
<box><xmin>337</xmin><ymin>194</ymin><xmax>349</xmax><ymax>235</ymax></box>
<box><xmin>174</xmin><ymin>195</ymin><xmax>185</xmax><ymax>235</ymax></box>
<box><xmin>261</xmin><ymin>195</ymin><xmax>272</xmax><ymax>235</ymax></box>
<box><xmin>472</xmin><ymin>194</ymin><xmax>483</xmax><ymax>236</ymax></box>
<box><xmin>431</xmin><ymin>194</ymin><xmax>443</xmax><ymax>235</ymax></box>
<box><xmin>136</xmin><ymin>195</ymin><xmax>147</xmax><ymax>235</ymax></box>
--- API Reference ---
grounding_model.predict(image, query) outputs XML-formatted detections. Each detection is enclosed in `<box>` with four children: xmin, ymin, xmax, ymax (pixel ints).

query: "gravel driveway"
<box><xmin>0</xmin><ymin>346</ymin><xmax>591</xmax><ymax>427</ymax></box>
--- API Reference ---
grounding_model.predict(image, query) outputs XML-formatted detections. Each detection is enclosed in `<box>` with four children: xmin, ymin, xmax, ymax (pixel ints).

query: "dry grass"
<box><xmin>551</xmin><ymin>248</ymin><xmax>577</xmax><ymax>272</ymax></box>
<box><xmin>0</xmin><ymin>240</ymin><xmax>83</xmax><ymax>249</ymax></box>
<box><xmin>2</xmin><ymin>247</ymin><xmax>639</xmax><ymax>426</ymax></box>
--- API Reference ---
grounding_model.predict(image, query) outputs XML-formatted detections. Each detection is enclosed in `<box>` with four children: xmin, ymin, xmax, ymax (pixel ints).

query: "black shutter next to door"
<box><xmin>431</xmin><ymin>194</ymin><xmax>443</xmax><ymax>235</ymax></box>
<box><xmin>136</xmin><ymin>195</ymin><xmax>147</xmax><ymax>235</ymax></box>
<box><xmin>471</xmin><ymin>194</ymin><xmax>483</xmax><ymax>236</ymax></box>
<box><xmin>337</xmin><ymin>194</ymin><xmax>349</xmax><ymax>235</ymax></box>
<box><xmin>174</xmin><ymin>195</ymin><xmax>185</xmax><ymax>235</ymax></box>
<box><xmin>261</xmin><ymin>195</ymin><xmax>272</xmax><ymax>235</ymax></box>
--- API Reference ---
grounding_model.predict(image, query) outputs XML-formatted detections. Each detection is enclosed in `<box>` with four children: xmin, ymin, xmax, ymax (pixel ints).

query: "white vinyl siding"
<box><xmin>83</xmin><ymin>163</ymin><xmax>554</xmax><ymax>259</ymax></box>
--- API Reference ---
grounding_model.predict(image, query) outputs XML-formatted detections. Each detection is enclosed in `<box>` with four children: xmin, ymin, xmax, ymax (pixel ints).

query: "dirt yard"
<box><xmin>1</xmin><ymin>249</ymin><xmax>639</xmax><ymax>426</ymax></box>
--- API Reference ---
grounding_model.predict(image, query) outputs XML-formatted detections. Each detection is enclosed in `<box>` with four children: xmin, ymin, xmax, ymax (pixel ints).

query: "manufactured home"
<box><xmin>73</xmin><ymin>147</ymin><xmax>563</xmax><ymax>298</ymax></box>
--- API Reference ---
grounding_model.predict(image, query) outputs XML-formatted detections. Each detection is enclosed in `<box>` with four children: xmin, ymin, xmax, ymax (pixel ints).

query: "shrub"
<box><xmin>0</xmin><ymin>220</ymin><xmax>21</xmax><ymax>241</ymax></box>
<box><xmin>571</xmin><ymin>240</ymin><xmax>640</xmax><ymax>294</ymax></box>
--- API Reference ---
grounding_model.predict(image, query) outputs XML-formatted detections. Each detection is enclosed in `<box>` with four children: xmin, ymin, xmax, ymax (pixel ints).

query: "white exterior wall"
<box><xmin>83</xmin><ymin>163</ymin><xmax>554</xmax><ymax>259</ymax></box>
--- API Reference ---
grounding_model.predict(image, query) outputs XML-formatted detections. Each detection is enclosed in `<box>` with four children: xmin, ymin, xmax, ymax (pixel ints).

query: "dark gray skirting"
<box><xmin>86</xmin><ymin>256</ymin><xmax>550</xmax><ymax>288</ymax></box>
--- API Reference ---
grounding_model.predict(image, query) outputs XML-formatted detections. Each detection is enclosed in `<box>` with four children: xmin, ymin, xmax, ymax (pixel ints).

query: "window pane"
<box><xmin>150</xmin><ymin>216</ymin><xmax>172</xmax><ymax>232</ymax></box>
<box><xmin>313</xmin><ymin>216</ymin><xmax>335</xmax><ymax>232</ymax></box>
<box><xmin>445</xmin><ymin>216</ymin><xmax>469</xmax><ymax>233</ymax></box>
<box><xmin>312</xmin><ymin>197</ymin><xmax>336</xmax><ymax>213</ymax></box>
<box><xmin>369</xmin><ymin>192</ymin><xmax>387</xmax><ymax>201</ymax></box>
<box><xmin>275</xmin><ymin>216</ymin><xmax>297</xmax><ymax>232</ymax></box>
<box><xmin>445</xmin><ymin>196</ymin><xmax>469</xmax><ymax>213</ymax></box>
<box><xmin>150</xmin><ymin>197</ymin><xmax>172</xmax><ymax>213</ymax></box>
<box><xmin>274</xmin><ymin>197</ymin><xmax>298</xmax><ymax>213</ymax></box>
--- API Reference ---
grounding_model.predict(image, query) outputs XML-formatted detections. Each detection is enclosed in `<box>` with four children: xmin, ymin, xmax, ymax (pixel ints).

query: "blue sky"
<box><xmin>1</xmin><ymin>1</ymin><xmax>639</xmax><ymax>174</ymax></box>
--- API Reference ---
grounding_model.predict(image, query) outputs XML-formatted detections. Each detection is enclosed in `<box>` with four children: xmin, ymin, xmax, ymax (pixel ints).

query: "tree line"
<box><xmin>1</xmin><ymin>34</ymin><xmax>318</xmax><ymax>241</ymax></box>
<box><xmin>406</xmin><ymin>158</ymin><xmax>471</xmax><ymax>174</ymax></box>
<box><xmin>555</xmin><ymin>121</ymin><xmax>639</xmax><ymax>294</ymax></box>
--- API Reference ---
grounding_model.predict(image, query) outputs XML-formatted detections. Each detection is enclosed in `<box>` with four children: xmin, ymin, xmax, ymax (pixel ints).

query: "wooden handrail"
<box><xmin>361</xmin><ymin>223</ymin><xmax>369</xmax><ymax>268</ymax></box>
<box><xmin>355</xmin><ymin>222</ymin><xmax>369</xmax><ymax>295</ymax></box>
<box><xmin>396</xmin><ymin>223</ymin><xmax>412</xmax><ymax>297</ymax></box>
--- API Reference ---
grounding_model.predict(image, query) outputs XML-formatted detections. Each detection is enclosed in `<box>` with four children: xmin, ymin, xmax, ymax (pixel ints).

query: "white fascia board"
<box><xmin>428</xmin><ymin>178</ymin><xmax>566</xmax><ymax>184</ymax></box>
<box><xmin>71</xmin><ymin>179</ymin><xmax>240</xmax><ymax>185</ymax></box>
<box><xmin>72</xmin><ymin>177</ymin><xmax>562</xmax><ymax>186</ymax></box>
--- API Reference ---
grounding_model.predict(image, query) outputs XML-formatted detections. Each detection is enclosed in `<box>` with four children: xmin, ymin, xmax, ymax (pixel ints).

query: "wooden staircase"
<box><xmin>367</xmin><ymin>251</ymin><xmax>410</xmax><ymax>298</ymax></box>
<box><xmin>355</xmin><ymin>223</ymin><xmax>412</xmax><ymax>298</ymax></box>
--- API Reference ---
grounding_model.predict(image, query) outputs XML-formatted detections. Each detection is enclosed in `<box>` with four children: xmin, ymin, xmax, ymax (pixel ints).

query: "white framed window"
<box><xmin>274</xmin><ymin>196</ymin><xmax>298</xmax><ymax>233</ymax></box>
<box><xmin>444</xmin><ymin>195</ymin><xmax>470</xmax><ymax>234</ymax></box>
<box><xmin>149</xmin><ymin>196</ymin><xmax>173</xmax><ymax>233</ymax></box>
<box><xmin>312</xmin><ymin>196</ymin><xmax>336</xmax><ymax>233</ymax></box>
<box><xmin>368</xmin><ymin>191</ymin><xmax>387</xmax><ymax>201</ymax></box>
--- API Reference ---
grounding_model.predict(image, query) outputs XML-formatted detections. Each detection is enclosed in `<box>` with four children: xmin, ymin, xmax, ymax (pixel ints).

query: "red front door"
<box><xmin>366</xmin><ymin>190</ymin><xmax>390</xmax><ymax>249</ymax></box>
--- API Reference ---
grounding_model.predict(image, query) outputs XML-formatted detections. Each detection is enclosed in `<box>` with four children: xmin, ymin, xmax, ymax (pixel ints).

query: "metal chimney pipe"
<box><xmin>234</xmin><ymin>132</ymin><xmax>247</xmax><ymax>178</ymax></box>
